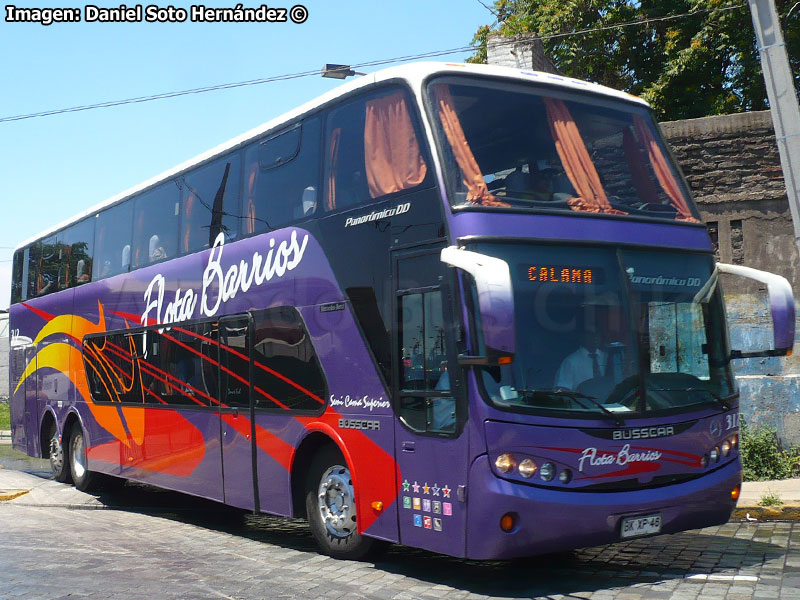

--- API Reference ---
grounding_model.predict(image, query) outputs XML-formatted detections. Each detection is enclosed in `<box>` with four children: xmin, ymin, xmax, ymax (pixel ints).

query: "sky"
<box><xmin>0</xmin><ymin>0</ymin><xmax>496</xmax><ymax>310</ymax></box>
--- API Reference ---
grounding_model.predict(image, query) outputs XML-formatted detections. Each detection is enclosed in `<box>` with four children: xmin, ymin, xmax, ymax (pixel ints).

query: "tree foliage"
<box><xmin>468</xmin><ymin>0</ymin><xmax>800</xmax><ymax>121</ymax></box>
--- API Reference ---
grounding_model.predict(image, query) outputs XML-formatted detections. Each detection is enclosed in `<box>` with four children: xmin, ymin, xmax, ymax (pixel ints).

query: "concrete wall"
<box><xmin>661</xmin><ymin>111</ymin><xmax>800</xmax><ymax>445</ymax></box>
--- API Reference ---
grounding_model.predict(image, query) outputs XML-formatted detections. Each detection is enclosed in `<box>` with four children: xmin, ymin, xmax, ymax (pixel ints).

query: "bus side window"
<box><xmin>62</xmin><ymin>218</ymin><xmax>94</xmax><ymax>288</ymax></box>
<box><xmin>132</xmin><ymin>182</ymin><xmax>179</xmax><ymax>268</ymax></box>
<box><xmin>26</xmin><ymin>243</ymin><xmax>41</xmax><ymax>300</ymax></box>
<box><xmin>180</xmin><ymin>154</ymin><xmax>241</xmax><ymax>254</ymax></box>
<box><xmin>324</xmin><ymin>88</ymin><xmax>428</xmax><ymax>213</ymax></box>
<box><xmin>399</xmin><ymin>289</ymin><xmax>455</xmax><ymax>434</ymax></box>
<box><xmin>94</xmin><ymin>202</ymin><xmax>133</xmax><ymax>280</ymax></box>
<box><xmin>242</xmin><ymin>117</ymin><xmax>321</xmax><ymax>236</ymax></box>
<box><xmin>251</xmin><ymin>307</ymin><xmax>326</xmax><ymax>411</ymax></box>
<box><xmin>11</xmin><ymin>249</ymin><xmax>25</xmax><ymax>304</ymax></box>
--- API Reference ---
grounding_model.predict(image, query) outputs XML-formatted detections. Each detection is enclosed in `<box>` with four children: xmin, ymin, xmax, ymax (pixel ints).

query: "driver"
<box><xmin>554</xmin><ymin>328</ymin><xmax>608</xmax><ymax>391</ymax></box>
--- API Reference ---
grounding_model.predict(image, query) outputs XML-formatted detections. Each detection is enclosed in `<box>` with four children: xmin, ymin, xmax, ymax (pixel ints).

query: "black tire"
<box><xmin>305</xmin><ymin>446</ymin><xmax>380</xmax><ymax>560</ymax></box>
<box><xmin>68</xmin><ymin>422</ymin><xmax>97</xmax><ymax>492</ymax></box>
<box><xmin>48</xmin><ymin>423</ymin><xmax>72</xmax><ymax>484</ymax></box>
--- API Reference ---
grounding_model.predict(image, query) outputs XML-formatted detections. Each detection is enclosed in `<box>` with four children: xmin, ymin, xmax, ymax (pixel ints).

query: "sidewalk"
<box><xmin>733</xmin><ymin>478</ymin><xmax>800</xmax><ymax>520</ymax></box>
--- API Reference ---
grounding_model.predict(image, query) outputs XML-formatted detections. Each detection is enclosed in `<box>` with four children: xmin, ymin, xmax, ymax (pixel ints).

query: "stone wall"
<box><xmin>661</xmin><ymin>111</ymin><xmax>800</xmax><ymax>445</ymax></box>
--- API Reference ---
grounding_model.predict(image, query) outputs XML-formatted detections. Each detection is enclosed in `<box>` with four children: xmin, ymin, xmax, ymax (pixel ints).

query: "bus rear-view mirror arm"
<box><xmin>718</xmin><ymin>262</ymin><xmax>796</xmax><ymax>358</ymax></box>
<box><xmin>441</xmin><ymin>246</ymin><xmax>515</xmax><ymax>365</ymax></box>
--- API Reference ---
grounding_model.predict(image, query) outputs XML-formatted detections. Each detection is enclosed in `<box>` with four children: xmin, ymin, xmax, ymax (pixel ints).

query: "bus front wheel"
<box><xmin>305</xmin><ymin>447</ymin><xmax>378</xmax><ymax>560</ymax></box>
<box><xmin>68</xmin><ymin>422</ymin><xmax>96</xmax><ymax>492</ymax></box>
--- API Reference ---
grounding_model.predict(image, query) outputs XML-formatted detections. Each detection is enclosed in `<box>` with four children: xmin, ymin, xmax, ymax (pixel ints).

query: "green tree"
<box><xmin>469</xmin><ymin>0</ymin><xmax>800</xmax><ymax>121</ymax></box>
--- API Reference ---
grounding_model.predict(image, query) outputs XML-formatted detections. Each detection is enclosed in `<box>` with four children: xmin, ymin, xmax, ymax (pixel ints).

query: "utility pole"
<box><xmin>748</xmin><ymin>0</ymin><xmax>800</xmax><ymax>252</ymax></box>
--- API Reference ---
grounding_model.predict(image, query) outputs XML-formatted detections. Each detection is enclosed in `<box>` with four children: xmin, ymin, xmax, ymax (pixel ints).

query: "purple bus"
<box><xmin>8</xmin><ymin>63</ymin><xmax>795</xmax><ymax>560</ymax></box>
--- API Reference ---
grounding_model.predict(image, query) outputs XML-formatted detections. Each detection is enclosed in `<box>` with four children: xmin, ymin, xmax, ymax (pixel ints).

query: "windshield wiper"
<box><xmin>652</xmin><ymin>388</ymin><xmax>737</xmax><ymax>411</ymax></box>
<box><xmin>515</xmin><ymin>388</ymin><xmax>626</xmax><ymax>426</ymax></box>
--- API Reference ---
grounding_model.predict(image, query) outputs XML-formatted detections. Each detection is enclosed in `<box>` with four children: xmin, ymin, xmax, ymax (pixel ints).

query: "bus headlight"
<box><xmin>558</xmin><ymin>469</ymin><xmax>572</xmax><ymax>484</ymax></box>
<box><xmin>518</xmin><ymin>458</ymin><xmax>537</xmax><ymax>478</ymax></box>
<box><xmin>721</xmin><ymin>439</ymin><xmax>731</xmax><ymax>457</ymax></box>
<box><xmin>540</xmin><ymin>462</ymin><xmax>555</xmax><ymax>481</ymax></box>
<box><xmin>730</xmin><ymin>433</ymin><xmax>739</xmax><ymax>449</ymax></box>
<box><xmin>710</xmin><ymin>447</ymin><xmax>720</xmax><ymax>463</ymax></box>
<box><xmin>495</xmin><ymin>453</ymin><xmax>516</xmax><ymax>473</ymax></box>
<box><xmin>701</xmin><ymin>454</ymin><xmax>709</xmax><ymax>468</ymax></box>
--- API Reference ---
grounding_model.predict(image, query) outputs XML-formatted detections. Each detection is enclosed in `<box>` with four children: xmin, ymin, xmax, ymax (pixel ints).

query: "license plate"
<box><xmin>620</xmin><ymin>513</ymin><xmax>662</xmax><ymax>539</ymax></box>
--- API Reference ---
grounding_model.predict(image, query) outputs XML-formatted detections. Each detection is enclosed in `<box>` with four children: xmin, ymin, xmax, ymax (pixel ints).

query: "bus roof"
<box><xmin>16</xmin><ymin>61</ymin><xmax>651</xmax><ymax>251</ymax></box>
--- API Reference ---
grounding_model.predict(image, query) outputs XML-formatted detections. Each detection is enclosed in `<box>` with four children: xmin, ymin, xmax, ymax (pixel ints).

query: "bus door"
<box><xmin>218</xmin><ymin>315</ymin><xmax>259</xmax><ymax>512</ymax></box>
<box><xmin>10</xmin><ymin>343</ymin><xmax>37</xmax><ymax>455</ymax></box>
<box><xmin>393</xmin><ymin>249</ymin><xmax>469</xmax><ymax>557</ymax></box>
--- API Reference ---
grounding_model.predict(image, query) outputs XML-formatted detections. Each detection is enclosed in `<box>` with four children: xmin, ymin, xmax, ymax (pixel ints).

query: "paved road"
<box><xmin>1</xmin><ymin>463</ymin><xmax>799</xmax><ymax>600</ymax></box>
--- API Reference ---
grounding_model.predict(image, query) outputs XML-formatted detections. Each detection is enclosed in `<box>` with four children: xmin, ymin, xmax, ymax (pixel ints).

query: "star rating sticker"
<box><xmin>412</xmin><ymin>481</ymin><xmax>420</xmax><ymax>493</ymax></box>
<box><xmin>442</xmin><ymin>485</ymin><xmax>451</xmax><ymax>498</ymax></box>
<box><xmin>423</xmin><ymin>482</ymin><xmax>430</xmax><ymax>495</ymax></box>
<box><xmin>432</xmin><ymin>483</ymin><xmax>440</xmax><ymax>496</ymax></box>
<box><xmin>402</xmin><ymin>479</ymin><xmax>410</xmax><ymax>492</ymax></box>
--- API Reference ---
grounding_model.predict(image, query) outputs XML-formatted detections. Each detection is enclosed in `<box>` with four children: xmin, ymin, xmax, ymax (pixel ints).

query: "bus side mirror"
<box><xmin>718</xmin><ymin>263</ymin><xmax>796</xmax><ymax>358</ymax></box>
<box><xmin>441</xmin><ymin>246</ymin><xmax>515</xmax><ymax>364</ymax></box>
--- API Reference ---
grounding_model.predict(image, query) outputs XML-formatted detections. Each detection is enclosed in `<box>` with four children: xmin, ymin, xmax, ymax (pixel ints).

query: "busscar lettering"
<box><xmin>5</xmin><ymin>5</ymin><xmax>81</xmax><ymax>25</ymax></box>
<box><xmin>612</xmin><ymin>426</ymin><xmax>675</xmax><ymax>441</ymax></box>
<box><xmin>338</xmin><ymin>418</ymin><xmax>380</xmax><ymax>431</ymax></box>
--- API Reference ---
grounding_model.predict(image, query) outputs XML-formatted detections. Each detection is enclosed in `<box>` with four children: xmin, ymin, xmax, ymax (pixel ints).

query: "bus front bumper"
<box><xmin>465</xmin><ymin>454</ymin><xmax>741</xmax><ymax>560</ymax></box>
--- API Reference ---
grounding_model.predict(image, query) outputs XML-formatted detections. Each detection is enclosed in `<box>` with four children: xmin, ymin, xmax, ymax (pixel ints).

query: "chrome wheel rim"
<box><xmin>317</xmin><ymin>464</ymin><xmax>356</xmax><ymax>538</ymax></box>
<box><xmin>71</xmin><ymin>433</ymin><xmax>86</xmax><ymax>480</ymax></box>
<box><xmin>49</xmin><ymin>434</ymin><xmax>63</xmax><ymax>473</ymax></box>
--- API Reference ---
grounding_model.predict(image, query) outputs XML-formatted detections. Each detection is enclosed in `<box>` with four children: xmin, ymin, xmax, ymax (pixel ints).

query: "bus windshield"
<box><xmin>472</xmin><ymin>244</ymin><xmax>735</xmax><ymax>418</ymax></box>
<box><xmin>428</xmin><ymin>78</ymin><xmax>700</xmax><ymax>222</ymax></box>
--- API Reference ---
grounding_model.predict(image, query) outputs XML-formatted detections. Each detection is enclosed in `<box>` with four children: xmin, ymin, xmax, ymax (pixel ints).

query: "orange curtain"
<box><xmin>364</xmin><ymin>92</ymin><xmax>428</xmax><ymax>198</ymax></box>
<box><xmin>432</xmin><ymin>85</ymin><xmax>509</xmax><ymax>207</ymax></box>
<box><xmin>182</xmin><ymin>193</ymin><xmax>195</xmax><ymax>253</ymax></box>
<box><xmin>622</xmin><ymin>128</ymin><xmax>660</xmax><ymax>205</ymax></box>
<box><xmin>633</xmin><ymin>115</ymin><xmax>698</xmax><ymax>222</ymax></box>
<box><xmin>245</xmin><ymin>163</ymin><xmax>258</xmax><ymax>234</ymax></box>
<box><xmin>326</xmin><ymin>128</ymin><xmax>342</xmax><ymax>210</ymax></box>
<box><xmin>544</xmin><ymin>98</ymin><xmax>626</xmax><ymax>215</ymax></box>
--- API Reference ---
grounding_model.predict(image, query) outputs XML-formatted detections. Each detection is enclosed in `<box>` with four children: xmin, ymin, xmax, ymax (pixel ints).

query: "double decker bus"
<box><xmin>9</xmin><ymin>62</ymin><xmax>795</xmax><ymax>560</ymax></box>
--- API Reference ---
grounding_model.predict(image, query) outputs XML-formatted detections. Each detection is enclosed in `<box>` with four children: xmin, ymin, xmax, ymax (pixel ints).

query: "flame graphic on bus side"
<box><xmin>15</xmin><ymin>301</ymin><xmax>400</xmax><ymax>532</ymax></box>
<box><xmin>14</xmin><ymin>303</ymin><xmax>147</xmax><ymax>448</ymax></box>
<box><xmin>13</xmin><ymin>302</ymin><xmax>204</xmax><ymax>473</ymax></box>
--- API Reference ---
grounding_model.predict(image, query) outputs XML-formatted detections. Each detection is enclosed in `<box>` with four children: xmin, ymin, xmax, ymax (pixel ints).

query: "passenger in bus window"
<box><xmin>76</xmin><ymin>259</ymin><xmax>90</xmax><ymax>284</ymax></box>
<box><xmin>149</xmin><ymin>235</ymin><xmax>166</xmax><ymax>262</ymax></box>
<box><xmin>121</xmin><ymin>244</ymin><xmax>131</xmax><ymax>272</ymax></box>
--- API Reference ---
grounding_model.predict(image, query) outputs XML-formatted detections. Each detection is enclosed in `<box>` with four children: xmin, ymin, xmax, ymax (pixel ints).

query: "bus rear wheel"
<box><xmin>68</xmin><ymin>422</ymin><xmax>97</xmax><ymax>492</ymax></box>
<box><xmin>305</xmin><ymin>447</ymin><xmax>378</xmax><ymax>560</ymax></box>
<box><xmin>48</xmin><ymin>424</ymin><xmax>72</xmax><ymax>484</ymax></box>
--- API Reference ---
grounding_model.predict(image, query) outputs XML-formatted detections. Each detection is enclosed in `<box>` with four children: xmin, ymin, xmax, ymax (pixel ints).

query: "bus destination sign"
<box><xmin>523</xmin><ymin>264</ymin><xmax>603</xmax><ymax>285</ymax></box>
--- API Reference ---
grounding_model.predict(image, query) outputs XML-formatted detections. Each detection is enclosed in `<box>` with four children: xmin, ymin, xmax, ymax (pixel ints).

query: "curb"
<box><xmin>0</xmin><ymin>489</ymin><xmax>30</xmax><ymax>501</ymax></box>
<box><xmin>732</xmin><ymin>505</ymin><xmax>800</xmax><ymax>521</ymax></box>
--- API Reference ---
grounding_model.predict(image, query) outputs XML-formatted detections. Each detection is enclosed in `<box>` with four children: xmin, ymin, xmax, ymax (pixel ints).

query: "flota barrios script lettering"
<box><xmin>578</xmin><ymin>444</ymin><xmax>662</xmax><ymax>473</ymax></box>
<box><xmin>142</xmin><ymin>231</ymin><xmax>308</xmax><ymax>327</ymax></box>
